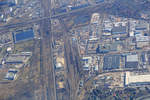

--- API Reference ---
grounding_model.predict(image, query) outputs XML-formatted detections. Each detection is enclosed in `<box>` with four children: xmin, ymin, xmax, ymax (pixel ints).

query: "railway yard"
<box><xmin>0</xmin><ymin>0</ymin><xmax>150</xmax><ymax>100</ymax></box>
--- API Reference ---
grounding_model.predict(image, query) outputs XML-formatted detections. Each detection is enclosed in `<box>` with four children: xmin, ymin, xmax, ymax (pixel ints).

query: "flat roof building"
<box><xmin>5</xmin><ymin>71</ymin><xmax>17</xmax><ymax>80</ymax></box>
<box><xmin>82</xmin><ymin>56</ymin><xmax>92</xmax><ymax>71</ymax></box>
<box><xmin>126</xmin><ymin>54</ymin><xmax>138</xmax><ymax>62</ymax></box>
<box><xmin>91</xmin><ymin>13</ymin><xmax>100</xmax><ymax>24</ymax></box>
<box><xmin>103</xmin><ymin>55</ymin><xmax>120</xmax><ymax>70</ymax></box>
<box><xmin>125</xmin><ymin>72</ymin><xmax>150</xmax><ymax>86</ymax></box>
<box><xmin>112</xmin><ymin>26</ymin><xmax>127</xmax><ymax>35</ymax></box>
<box><xmin>14</xmin><ymin>29</ymin><xmax>34</xmax><ymax>43</ymax></box>
<box><xmin>125</xmin><ymin>54</ymin><xmax>138</xmax><ymax>68</ymax></box>
<box><xmin>4</xmin><ymin>52</ymin><xmax>31</xmax><ymax>65</ymax></box>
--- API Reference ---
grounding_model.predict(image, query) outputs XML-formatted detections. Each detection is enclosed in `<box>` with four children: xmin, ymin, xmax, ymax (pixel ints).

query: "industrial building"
<box><xmin>54</xmin><ymin>57</ymin><xmax>65</xmax><ymax>72</ymax></box>
<box><xmin>4</xmin><ymin>53</ymin><xmax>31</xmax><ymax>65</ymax></box>
<box><xmin>125</xmin><ymin>72</ymin><xmax>150</xmax><ymax>87</ymax></box>
<box><xmin>97</xmin><ymin>44</ymin><xmax>110</xmax><ymax>54</ymax></box>
<box><xmin>13</xmin><ymin>29</ymin><xmax>34</xmax><ymax>43</ymax></box>
<box><xmin>136</xmin><ymin>35</ymin><xmax>149</xmax><ymax>48</ymax></box>
<box><xmin>135</xmin><ymin>21</ymin><xmax>149</xmax><ymax>31</ymax></box>
<box><xmin>4</xmin><ymin>69</ymin><xmax>18</xmax><ymax>80</ymax></box>
<box><xmin>55</xmin><ymin>62</ymin><xmax>64</xmax><ymax>71</ymax></box>
<box><xmin>125</xmin><ymin>54</ymin><xmax>139</xmax><ymax>68</ymax></box>
<box><xmin>57</xmin><ymin>81</ymin><xmax>64</xmax><ymax>89</ymax></box>
<box><xmin>111</xmin><ymin>26</ymin><xmax>127</xmax><ymax>35</ymax></box>
<box><xmin>91</xmin><ymin>13</ymin><xmax>100</xmax><ymax>24</ymax></box>
<box><xmin>103</xmin><ymin>55</ymin><xmax>120</xmax><ymax>70</ymax></box>
<box><xmin>82</xmin><ymin>56</ymin><xmax>92</xmax><ymax>71</ymax></box>
<box><xmin>102</xmin><ymin>30</ymin><xmax>111</xmax><ymax>36</ymax></box>
<box><xmin>0</xmin><ymin>32</ymin><xmax>13</xmax><ymax>46</ymax></box>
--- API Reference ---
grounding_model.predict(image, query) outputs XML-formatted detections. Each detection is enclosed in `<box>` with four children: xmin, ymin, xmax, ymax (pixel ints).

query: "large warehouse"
<box><xmin>125</xmin><ymin>72</ymin><xmax>150</xmax><ymax>86</ymax></box>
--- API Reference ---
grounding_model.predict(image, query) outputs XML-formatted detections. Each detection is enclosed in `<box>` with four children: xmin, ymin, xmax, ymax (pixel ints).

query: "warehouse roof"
<box><xmin>112</xmin><ymin>26</ymin><xmax>127</xmax><ymax>34</ymax></box>
<box><xmin>125</xmin><ymin>72</ymin><xmax>150</xmax><ymax>85</ymax></box>
<box><xmin>126</xmin><ymin>54</ymin><xmax>138</xmax><ymax>62</ymax></box>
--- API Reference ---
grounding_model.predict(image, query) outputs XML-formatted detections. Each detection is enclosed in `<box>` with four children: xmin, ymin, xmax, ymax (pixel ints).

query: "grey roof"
<box><xmin>126</xmin><ymin>55</ymin><xmax>138</xmax><ymax>62</ymax></box>
<box><xmin>103</xmin><ymin>55</ymin><xmax>120</xmax><ymax>70</ymax></box>
<box><xmin>112</xmin><ymin>26</ymin><xmax>127</xmax><ymax>34</ymax></box>
<box><xmin>125</xmin><ymin>62</ymin><xmax>138</xmax><ymax>68</ymax></box>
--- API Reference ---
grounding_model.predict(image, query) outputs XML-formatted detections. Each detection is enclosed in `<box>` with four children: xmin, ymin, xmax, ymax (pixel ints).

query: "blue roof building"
<box><xmin>14</xmin><ymin>29</ymin><xmax>34</xmax><ymax>43</ymax></box>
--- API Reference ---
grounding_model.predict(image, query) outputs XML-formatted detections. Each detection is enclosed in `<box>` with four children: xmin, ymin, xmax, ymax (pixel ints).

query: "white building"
<box><xmin>125</xmin><ymin>72</ymin><xmax>150</xmax><ymax>86</ymax></box>
<box><xmin>126</xmin><ymin>54</ymin><xmax>138</xmax><ymax>62</ymax></box>
<box><xmin>91</xmin><ymin>13</ymin><xmax>100</xmax><ymax>24</ymax></box>
<box><xmin>82</xmin><ymin>56</ymin><xmax>92</xmax><ymax>70</ymax></box>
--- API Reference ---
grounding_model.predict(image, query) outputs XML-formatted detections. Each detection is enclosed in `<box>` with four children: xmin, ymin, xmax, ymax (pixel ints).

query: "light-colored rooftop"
<box><xmin>56</xmin><ymin>57</ymin><xmax>65</xmax><ymax>65</ymax></box>
<box><xmin>126</xmin><ymin>72</ymin><xmax>150</xmax><ymax>85</ymax></box>
<box><xmin>126</xmin><ymin>54</ymin><xmax>138</xmax><ymax>62</ymax></box>
<box><xmin>5</xmin><ymin>52</ymin><xmax>32</xmax><ymax>63</ymax></box>
<box><xmin>91</xmin><ymin>13</ymin><xmax>100</xmax><ymax>24</ymax></box>
<box><xmin>6</xmin><ymin>56</ymin><xmax>26</xmax><ymax>63</ymax></box>
<box><xmin>136</xmin><ymin>36</ymin><xmax>149</xmax><ymax>42</ymax></box>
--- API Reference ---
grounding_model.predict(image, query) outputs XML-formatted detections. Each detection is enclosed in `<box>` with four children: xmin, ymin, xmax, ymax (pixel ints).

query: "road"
<box><xmin>0</xmin><ymin>1</ymin><xmax>111</xmax><ymax>32</ymax></box>
<box><xmin>1</xmin><ymin>0</ymin><xmax>150</xmax><ymax>32</ymax></box>
<box><xmin>88</xmin><ymin>48</ymin><xmax>150</xmax><ymax>56</ymax></box>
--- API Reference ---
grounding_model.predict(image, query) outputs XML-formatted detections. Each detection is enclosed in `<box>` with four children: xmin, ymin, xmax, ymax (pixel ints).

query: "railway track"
<box><xmin>58</xmin><ymin>17</ymin><xmax>81</xmax><ymax>100</ymax></box>
<box><xmin>0</xmin><ymin>1</ymin><xmax>115</xmax><ymax>32</ymax></box>
<box><xmin>39</xmin><ymin>0</ymin><xmax>57</xmax><ymax>99</ymax></box>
